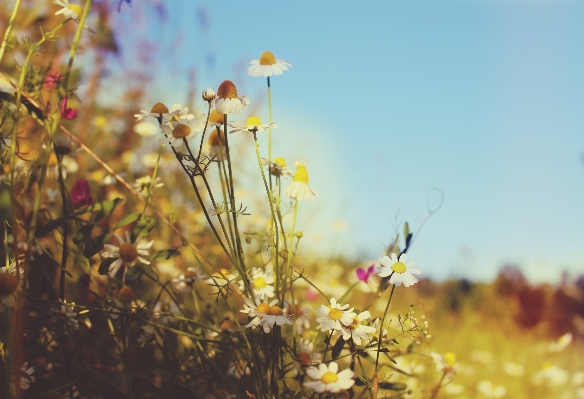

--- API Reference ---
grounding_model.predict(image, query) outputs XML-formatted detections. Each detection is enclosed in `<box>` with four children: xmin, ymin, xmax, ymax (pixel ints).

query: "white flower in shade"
<box><xmin>304</xmin><ymin>361</ymin><xmax>355</xmax><ymax>393</ymax></box>
<box><xmin>213</xmin><ymin>80</ymin><xmax>250</xmax><ymax>115</ymax></box>
<box><xmin>133</xmin><ymin>120</ymin><xmax>159</xmax><ymax>137</ymax></box>
<box><xmin>476</xmin><ymin>381</ymin><xmax>506</xmax><ymax>398</ymax></box>
<box><xmin>202</xmin><ymin>88</ymin><xmax>216</xmax><ymax>102</ymax></box>
<box><xmin>53</xmin><ymin>0</ymin><xmax>94</xmax><ymax>32</ymax></box>
<box><xmin>503</xmin><ymin>362</ymin><xmax>525</xmax><ymax>376</ymax></box>
<box><xmin>262</xmin><ymin>157</ymin><xmax>293</xmax><ymax>178</ymax></box>
<box><xmin>62</xmin><ymin>385</ymin><xmax>80</xmax><ymax>399</ymax></box>
<box><xmin>548</xmin><ymin>332</ymin><xmax>572</xmax><ymax>352</ymax></box>
<box><xmin>240</xmin><ymin>267</ymin><xmax>275</xmax><ymax>301</ymax></box>
<box><xmin>131</xmin><ymin>175</ymin><xmax>163</xmax><ymax>193</ymax></box>
<box><xmin>316</xmin><ymin>298</ymin><xmax>356</xmax><ymax>332</ymax></box>
<box><xmin>57</xmin><ymin>299</ymin><xmax>79</xmax><ymax>330</ymax></box>
<box><xmin>208</xmin><ymin>128</ymin><xmax>226</xmax><ymax>161</ymax></box>
<box><xmin>377</xmin><ymin>253</ymin><xmax>421</xmax><ymax>287</ymax></box>
<box><xmin>159</xmin><ymin>118</ymin><xmax>197</xmax><ymax>150</ymax></box>
<box><xmin>240</xmin><ymin>297</ymin><xmax>292</xmax><ymax>333</ymax></box>
<box><xmin>284</xmin><ymin>162</ymin><xmax>317</xmax><ymax>201</ymax></box>
<box><xmin>172</xmin><ymin>267</ymin><xmax>209</xmax><ymax>293</ymax></box>
<box><xmin>135</xmin><ymin>103</ymin><xmax>170</xmax><ymax>122</ymax></box>
<box><xmin>137</xmin><ymin>325</ymin><xmax>155</xmax><ymax>347</ymax></box>
<box><xmin>431</xmin><ymin>352</ymin><xmax>460</xmax><ymax>378</ymax></box>
<box><xmin>0</xmin><ymin>263</ymin><xmax>25</xmax><ymax>312</ymax></box>
<box><xmin>19</xmin><ymin>362</ymin><xmax>34</xmax><ymax>391</ymax></box>
<box><xmin>247</xmin><ymin>51</ymin><xmax>292</xmax><ymax>77</ymax></box>
<box><xmin>284</xmin><ymin>301</ymin><xmax>312</xmax><ymax>334</ymax></box>
<box><xmin>227</xmin><ymin>360</ymin><xmax>252</xmax><ymax>379</ymax></box>
<box><xmin>293</xmin><ymin>338</ymin><xmax>322</xmax><ymax>375</ymax></box>
<box><xmin>101</xmin><ymin>231</ymin><xmax>154</xmax><ymax>279</ymax></box>
<box><xmin>228</xmin><ymin>116</ymin><xmax>278</xmax><ymax>134</ymax></box>
<box><xmin>532</xmin><ymin>363</ymin><xmax>569</xmax><ymax>386</ymax></box>
<box><xmin>338</xmin><ymin>310</ymin><xmax>376</xmax><ymax>345</ymax></box>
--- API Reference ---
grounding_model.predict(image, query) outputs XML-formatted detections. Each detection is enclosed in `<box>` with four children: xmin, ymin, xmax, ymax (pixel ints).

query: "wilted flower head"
<box><xmin>247</xmin><ymin>51</ymin><xmax>292</xmax><ymax>77</ymax></box>
<box><xmin>213</xmin><ymin>80</ymin><xmax>250</xmax><ymax>115</ymax></box>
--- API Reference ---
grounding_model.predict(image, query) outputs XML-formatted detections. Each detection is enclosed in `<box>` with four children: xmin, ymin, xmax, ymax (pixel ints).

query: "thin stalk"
<box><xmin>284</xmin><ymin>200</ymin><xmax>298</xmax><ymax>302</ymax></box>
<box><xmin>56</xmin><ymin>155</ymin><xmax>69</xmax><ymax>299</ymax></box>
<box><xmin>267</xmin><ymin>76</ymin><xmax>273</xmax><ymax>161</ymax></box>
<box><xmin>140</xmin><ymin>146</ymin><xmax>163</xmax><ymax>216</ymax></box>
<box><xmin>0</xmin><ymin>0</ymin><xmax>22</xmax><ymax>66</ymax></box>
<box><xmin>216</xmin><ymin>159</ymin><xmax>235</xmax><ymax>249</ymax></box>
<box><xmin>374</xmin><ymin>284</ymin><xmax>397</xmax><ymax>373</ymax></box>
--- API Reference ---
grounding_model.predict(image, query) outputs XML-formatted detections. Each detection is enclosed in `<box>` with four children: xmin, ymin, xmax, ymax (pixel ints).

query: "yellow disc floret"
<box><xmin>273</xmin><ymin>157</ymin><xmax>286</xmax><ymax>167</ymax></box>
<box><xmin>256</xmin><ymin>303</ymin><xmax>270</xmax><ymax>314</ymax></box>
<box><xmin>172</xmin><ymin>124</ymin><xmax>191</xmax><ymax>139</ymax></box>
<box><xmin>119</xmin><ymin>243</ymin><xmax>138</xmax><ymax>263</ymax></box>
<box><xmin>293</xmin><ymin>166</ymin><xmax>309</xmax><ymax>184</ymax></box>
<box><xmin>391</xmin><ymin>261</ymin><xmax>406</xmax><ymax>274</ymax></box>
<box><xmin>321</xmin><ymin>371</ymin><xmax>338</xmax><ymax>384</ymax></box>
<box><xmin>259</xmin><ymin>51</ymin><xmax>277</xmax><ymax>65</ymax></box>
<box><xmin>217</xmin><ymin>80</ymin><xmax>238</xmax><ymax>99</ymax></box>
<box><xmin>268</xmin><ymin>305</ymin><xmax>283</xmax><ymax>316</ymax></box>
<box><xmin>150</xmin><ymin>102</ymin><xmax>169</xmax><ymax>114</ymax></box>
<box><xmin>253</xmin><ymin>276</ymin><xmax>267</xmax><ymax>289</ymax></box>
<box><xmin>246</xmin><ymin>116</ymin><xmax>262</xmax><ymax>127</ymax></box>
<box><xmin>444</xmin><ymin>352</ymin><xmax>457</xmax><ymax>368</ymax></box>
<box><xmin>328</xmin><ymin>308</ymin><xmax>343</xmax><ymax>321</ymax></box>
<box><xmin>68</xmin><ymin>4</ymin><xmax>82</xmax><ymax>18</ymax></box>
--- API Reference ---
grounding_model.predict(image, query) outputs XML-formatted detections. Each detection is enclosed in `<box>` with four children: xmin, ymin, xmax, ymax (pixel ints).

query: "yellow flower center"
<box><xmin>293</xmin><ymin>167</ymin><xmax>309</xmax><ymax>184</ymax></box>
<box><xmin>217</xmin><ymin>80</ymin><xmax>238</xmax><ymax>99</ymax></box>
<box><xmin>268</xmin><ymin>305</ymin><xmax>283</xmax><ymax>315</ymax></box>
<box><xmin>349</xmin><ymin>317</ymin><xmax>359</xmax><ymax>329</ymax></box>
<box><xmin>119</xmin><ymin>243</ymin><xmax>138</xmax><ymax>263</ymax></box>
<box><xmin>328</xmin><ymin>308</ymin><xmax>343</xmax><ymax>321</ymax></box>
<box><xmin>172</xmin><ymin>124</ymin><xmax>191</xmax><ymax>139</ymax></box>
<box><xmin>391</xmin><ymin>261</ymin><xmax>406</xmax><ymax>274</ymax></box>
<box><xmin>209</xmin><ymin>109</ymin><xmax>224</xmax><ymax>124</ymax></box>
<box><xmin>0</xmin><ymin>273</ymin><xmax>18</xmax><ymax>295</ymax></box>
<box><xmin>150</xmin><ymin>102</ymin><xmax>169</xmax><ymax>114</ymax></box>
<box><xmin>253</xmin><ymin>276</ymin><xmax>267</xmax><ymax>289</ymax></box>
<box><xmin>68</xmin><ymin>4</ymin><xmax>82</xmax><ymax>18</ymax></box>
<box><xmin>256</xmin><ymin>303</ymin><xmax>270</xmax><ymax>314</ymax></box>
<box><xmin>444</xmin><ymin>352</ymin><xmax>457</xmax><ymax>368</ymax></box>
<box><xmin>208</xmin><ymin>129</ymin><xmax>225</xmax><ymax>146</ymax></box>
<box><xmin>321</xmin><ymin>371</ymin><xmax>338</xmax><ymax>384</ymax></box>
<box><xmin>298</xmin><ymin>352</ymin><xmax>311</xmax><ymax>366</ymax></box>
<box><xmin>184</xmin><ymin>270</ymin><xmax>199</xmax><ymax>279</ymax></box>
<box><xmin>273</xmin><ymin>157</ymin><xmax>286</xmax><ymax>167</ymax></box>
<box><xmin>246</xmin><ymin>116</ymin><xmax>262</xmax><ymax>127</ymax></box>
<box><xmin>259</xmin><ymin>51</ymin><xmax>276</xmax><ymax>65</ymax></box>
<box><xmin>117</xmin><ymin>286</ymin><xmax>134</xmax><ymax>304</ymax></box>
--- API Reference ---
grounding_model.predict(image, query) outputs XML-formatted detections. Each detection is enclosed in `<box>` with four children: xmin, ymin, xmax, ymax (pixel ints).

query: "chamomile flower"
<box><xmin>316</xmin><ymin>298</ymin><xmax>356</xmax><ymax>332</ymax></box>
<box><xmin>377</xmin><ymin>253</ymin><xmax>421</xmax><ymax>287</ymax></box>
<box><xmin>338</xmin><ymin>310</ymin><xmax>376</xmax><ymax>345</ymax></box>
<box><xmin>19</xmin><ymin>362</ymin><xmax>34</xmax><ymax>391</ymax></box>
<box><xmin>241</xmin><ymin>297</ymin><xmax>292</xmax><ymax>333</ymax></box>
<box><xmin>293</xmin><ymin>339</ymin><xmax>322</xmax><ymax>375</ymax></box>
<box><xmin>101</xmin><ymin>231</ymin><xmax>154</xmax><ymax>279</ymax></box>
<box><xmin>285</xmin><ymin>301</ymin><xmax>312</xmax><ymax>334</ymax></box>
<box><xmin>476</xmin><ymin>381</ymin><xmax>506</xmax><ymax>398</ymax></box>
<box><xmin>0</xmin><ymin>262</ymin><xmax>25</xmax><ymax>312</ymax></box>
<box><xmin>262</xmin><ymin>157</ymin><xmax>293</xmax><ymax>177</ymax></box>
<box><xmin>135</xmin><ymin>102</ymin><xmax>170</xmax><ymax>122</ymax></box>
<box><xmin>240</xmin><ymin>267</ymin><xmax>275</xmax><ymax>300</ymax></box>
<box><xmin>284</xmin><ymin>162</ymin><xmax>317</xmax><ymax>201</ymax></box>
<box><xmin>304</xmin><ymin>361</ymin><xmax>355</xmax><ymax>393</ymax></box>
<box><xmin>247</xmin><ymin>51</ymin><xmax>292</xmax><ymax>77</ymax></box>
<box><xmin>228</xmin><ymin>116</ymin><xmax>278</xmax><ymax>134</ymax></box>
<box><xmin>131</xmin><ymin>175</ymin><xmax>163</xmax><ymax>194</ymax></box>
<box><xmin>172</xmin><ymin>267</ymin><xmax>209</xmax><ymax>293</ymax></box>
<box><xmin>159</xmin><ymin>118</ymin><xmax>197</xmax><ymax>150</ymax></box>
<box><xmin>208</xmin><ymin>128</ymin><xmax>226</xmax><ymax>161</ymax></box>
<box><xmin>202</xmin><ymin>88</ymin><xmax>216</xmax><ymax>102</ymax></box>
<box><xmin>431</xmin><ymin>351</ymin><xmax>460</xmax><ymax>378</ymax></box>
<box><xmin>53</xmin><ymin>0</ymin><xmax>94</xmax><ymax>32</ymax></box>
<box><xmin>207</xmin><ymin>109</ymin><xmax>224</xmax><ymax>127</ymax></box>
<box><xmin>213</xmin><ymin>81</ymin><xmax>250</xmax><ymax>115</ymax></box>
<box><xmin>164</xmin><ymin>103</ymin><xmax>195</xmax><ymax>125</ymax></box>
<box><xmin>56</xmin><ymin>299</ymin><xmax>79</xmax><ymax>330</ymax></box>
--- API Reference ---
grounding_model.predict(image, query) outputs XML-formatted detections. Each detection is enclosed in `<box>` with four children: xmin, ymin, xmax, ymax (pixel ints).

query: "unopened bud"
<box><xmin>202</xmin><ymin>88</ymin><xmax>216</xmax><ymax>102</ymax></box>
<box><xmin>117</xmin><ymin>286</ymin><xmax>134</xmax><ymax>304</ymax></box>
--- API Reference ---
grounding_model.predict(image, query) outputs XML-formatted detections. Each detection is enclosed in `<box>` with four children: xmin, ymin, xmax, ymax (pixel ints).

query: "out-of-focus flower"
<box><xmin>135</xmin><ymin>103</ymin><xmax>169</xmax><ymax>122</ymax></box>
<box><xmin>338</xmin><ymin>310</ymin><xmax>376</xmax><ymax>345</ymax></box>
<box><xmin>202</xmin><ymin>88</ymin><xmax>216</xmax><ymax>102</ymax></box>
<box><xmin>228</xmin><ymin>116</ymin><xmax>278</xmax><ymax>134</ymax></box>
<box><xmin>503</xmin><ymin>362</ymin><xmax>525</xmax><ymax>376</ymax></box>
<box><xmin>56</xmin><ymin>299</ymin><xmax>79</xmax><ymax>330</ymax></box>
<box><xmin>356</xmin><ymin>264</ymin><xmax>376</xmax><ymax>283</ymax></box>
<box><xmin>532</xmin><ymin>363</ymin><xmax>570</xmax><ymax>386</ymax></box>
<box><xmin>159</xmin><ymin>119</ymin><xmax>197</xmax><ymax>150</ymax></box>
<box><xmin>208</xmin><ymin>128</ymin><xmax>226</xmax><ymax>161</ymax></box>
<box><xmin>239</xmin><ymin>267</ymin><xmax>275</xmax><ymax>301</ymax></box>
<box><xmin>133</xmin><ymin>121</ymin><xmax>159</xmax><ymax>137</ymax></box>
<box><xmin>172</xmin><ymin>267</ymin><xmax>209</xmax><ymax>293</ymax></box>
<box><xmin>293</xmin><ymin>338</ymin><xmax>322</xmax><ymax>375</ymax></box>
<box><xmin>43</xmin><ymin>72</ymin><xmax>63</xmax><ymax>90</ymax></box>
<box><xmin>444</xmin><ymin>383</ymin><xmax>465</xmax><ymax>395</ymax></box>
<box><xmin>304</xmin><ymin>361</ymin><xmax>355</xmax><ymax>393</ymax></box>
<box><xmin>53</xmin><ymin>0</ymin><xmax>94</xmax><ymax>32</ymax></box>
<box><xmin>247</xmin><ymin>51</ymin><xmax>292</xmax><ymax>77</ymax></box>
<box><xmin>70</xmin><ymin>179</ymin><xmax>93</xmax><ymax>208</ymax></box>
<box><xmin>137</xmin><ymin>325</ymin><xmax>155</xmax><ymax>347</ymax></box>
<box><xmin>285</xmin><ymin>302</ymin><xmax>311</xmax><ymax>334</ymax></box>
<box><xmin>208</xmin><ymin>109</ymin><xmax>224</xmax><ymax>127</ymax></box>
<box><xmin>60</xmin><ymin>96</ymin><xmax>77</xmax><ymax>120</ymax></box>
<box><xmin>164</xmin><ymin>103</ymin><xmax>195</xmax><ymax>125</ymax></box>
<box><xmin>54</xmin><ymin>135</ymin><xmax>79</xmax><ymax>156</ymax></box>
<box><xmin>240</xmin><ymin>296</ymin><xmax>292</xmax><ymax>333</ymax></box>
<box><xmin>213</xmin><ymin>81</ymin><xmax>249</xmax><ymax>115</ymax></box>
<box><xmin>101</xmin><ymin>232</ymin><xmax>154</xmax><ymax>279</ymax></box>
<box><xmin>316</xmin><ymin>298</ymin><xmax>356</xmax><ymax>332</ymax></box>
<box><xmin>62</xmin><ymin>385</ymin><xmax>81</xmax><ymax>399</ymax></box>
<box><xmin>377</xmin><ymin>253</ymin><xmax>421</xmax><ymax>287</ymax></box>
<box><xmin>19</xmin><ymin>362</ymin><xmax>35</xmax><ymax>391</ymax></box>
<box><xmin>431</xmin><ymin>352</ymin><xmax>460</xmax><ymax>378</ymax></box>
<box><xmin>572</xmin><ymin>371</ymin><xmax>584</xmax><ymax>386</ymax></box>
<box><xmin>131</xmin><ymin>175</ymin><xmax>163</xmax><ymax>194</ymax></box>
<box><xmin>476</xmin><ymin>381</ymin><xmax>506</xmax><ymax>398</ymax></box>
<box><xmin>227</xmin><ymin>360</ymin><xmax>251</xmax><ymax>379</ymax></box>
<box><xmin>261</xmin><ymin>157</ymin><xmax>292</xmax><ymax>178</ymax></box>
<box><xmin>0</xmin><ymin>262</ymin><xmax>25</xmax><ymax>312</ymax></box>
<box><xmin>548</xmin><ymin>332</ymin><xmax>572</xmax><ymax>352</ymax></box>
<box><xmin>284</xmin><ymin>162</ymin><xmax>317</xmax><ymax>201</ymax></box>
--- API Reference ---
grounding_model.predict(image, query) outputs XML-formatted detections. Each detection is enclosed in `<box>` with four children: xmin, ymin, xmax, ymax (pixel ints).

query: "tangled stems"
<box><xmin>374</xmin><ymin>283</ymin><xmax>397</xmax><ymax>374</ymax></box>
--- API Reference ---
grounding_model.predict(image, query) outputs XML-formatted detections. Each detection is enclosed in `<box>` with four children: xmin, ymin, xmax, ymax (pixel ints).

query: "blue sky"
<box><xmin>107</xmin><ymin>0</ymin><xmax>584</xmax><ymax>282</ymax></box>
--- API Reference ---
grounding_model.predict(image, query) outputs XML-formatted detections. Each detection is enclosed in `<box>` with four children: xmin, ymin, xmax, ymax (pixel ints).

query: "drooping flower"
<box><xmin>377</xmin><ymin>253</ymin><xmax>421</xmax><ymax>287</ymax></box>
<box><xmin>134</xmin><ymin>102</ymin><xmax>170</xmax><ymax>122</ymax></box>
<box><xmin>60</xmin><ymin>96</ymin><xmax>77</xmax><ymax>120</ymax></box>
<box><xmin>19</xmin><ymin>362</ymin><xmax>35</xmax><ymax>391</ymax></box>
<box><xmin>53</xmin><ymin>0</ymin><xmax>95</xmax><ymax>32</ymax></box>
<box><xmin>213</xmin><ymin>81</ymin><xmax>250</xmax><ymax>115</ymax></box>
<box><xmin>159</xmin><ymin>118</ymin><xmax>197</xmax><ymax>150</ymax></box>
<box><xmin>70</xmin><ymin>179</ymin><xmax>93</xmax><ymax>208</ymax></box>
<box><xmin>293</xmin><ymin>338</ymin><xmax>322</xmax><ymax>375</ymax></box>
<box><xmin>131</xmin><ymin>175</ymin><xmax>163</xmax><ymax>194</ymax></box>
<box><xmin>56</xmin><ymin>299</ymin><xmax>79</xmax><ymax>330</ymax></box>
<box><xmin>228</xmin><ymin>116</ymin><xmax>278</xmax><ymax>134</ymax></box>
<box><xmin>304</xmin><ymin>361</ymin><xmax>355</xmax><ymax>393</ymax></box>
<box><xmin>431</xmin><ymin>351</ymin><xmax>460</xmax><ymax>378</ymax></box>
<box><xmin>172</xmin><ymin>267</ymin><xmax>209</xmax><ymax>293</ymax></box>
<box><xmin>315</xmin><ymin>298</ymin><xmax>356</xmax><ymax>332</ymax></box>
<box><xmin>247</xmin><ymin>51</ymin><xmax>292</xmax><ymax>78</ymax></box>
<box><xmin>261</xmin><ymin>157</ymin><xmax>293</xmax><ymax>177</ymax></box>
<box><xmin>207</xmin><ymin>109</ymin><xmax>224</xmax><ymax>127</ymax></box>
<box><xmin>338</xmin><ymin>310</ymin><xmax>376</xmax><ymax>345</ymax></box>
<box><xmin>283</xmin><ymin>162</ymin><xmax>317</xmax><ymax>201</ymax></box>
<box><xmin>100</xmin><ymin>232</ymin><xmax>154</xmax><ymax>279</ymax></box>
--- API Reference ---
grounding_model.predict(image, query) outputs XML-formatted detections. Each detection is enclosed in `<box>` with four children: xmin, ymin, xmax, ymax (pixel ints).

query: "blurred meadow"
<box><xmin>0</xmin><ymin>1</ymin><xmax>583</xmax><ymax>399</ymax></box>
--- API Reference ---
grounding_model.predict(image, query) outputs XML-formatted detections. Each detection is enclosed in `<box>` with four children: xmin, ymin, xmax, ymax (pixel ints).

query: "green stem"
<box><xmin>375</xmin><ymin>284</ymin><xmax>397</xmax><ymax>373</ymax></box>
<box><xmin>285</xmin><ymin>200</ymin><xmax>298</xmax><ymax>302</ymax></box>
<box><xmin>56</xmin><ymin>155</ymin><xmax>69</xmax><ymax>299</ymax></box>
<box><xmin>267</xmin><ymin>76</ymin><xmax>273</xmax><ymax>161</ymax></box>
<box><xmin>0</xmin><ymin>0</ymin><xmax>22</xmax><ymax>67</ymax></box>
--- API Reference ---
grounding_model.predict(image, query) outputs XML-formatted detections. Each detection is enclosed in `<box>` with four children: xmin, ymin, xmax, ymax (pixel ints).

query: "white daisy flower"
<box><xmin>101</xmin><ymin>231</ymin><xmax>154</xmax><ymax>279</ymax></box>
<box><xmin>163</xmin><ymin>103</ymin><xmax>195</xmax><ymax>125</ymax></box>
<box><xmin>377</xmin><ymin>253</ymin><xmax>421</xmax><ymax>287</ymax></box>
<box><xmin>239</xmin><ymin>267</ymin><xmax>275</xmax><ymax>301</ymax></box>
<box><xmin>158</xmin><ymin>118</ymin><xmax>198</xmax><ymax>150</ymax></box>
<box><xmin>228</xmin><ymin>116</ymin><xmax>278</xmax><ymax>134</ymax></box>
<box><xmin>172</xmin><ymin>267</ymin><xmax>209</xmax><ymax>293</ymax></box>
<box><xmin>247</xmin><ymin>51</ymin><xmax>292</xmax><ymax>78</ymax></box>
<box><xmin>133</xmin><ymin>120</ymin><xmax>159</xmax><ymax>137</ymax></box>
<box><xmin>431</xmin><ymin>351</ymin><xmax>460</xmax><ymax>378</ymax></box>
<box><xmin>213</xmin><ymin>80</ymin><xmax>250</xmax><ymax>115</ymax></box>
<box><xmin>134</xmin><ymin>102</ymin><xmax>170</xmax><ymax>122</ymax></box>
<box><xmin>53</xmin><ymin>0</ymin><xmax>94</xmax><ymax>32</ymax></box>
<box><xmin>293</xmin><ymin>338</ymin><xmax>322</xmax><ymax>375</ymax></box>
<box><xmin>532</xmin><ymin>363</ymin><xmax>569</xmax><ymax>386</ymax></box>
<box><xmin>284</xmin><ymin>301</ymin><xmax>311</xmax><ymax>334</ymax></box>
<box><xmin>19</xmin><ymin>362</ymin><xmax>35</xmax><ymax>391</ymax></box>
<box><xmin>0</xmin><ymin>262</ymin><xmax>26</xmax><ymax>312</ymax></box>
<box><xmin>56</xmin><ymin>299</ymin><xmax>79</xmax><ymax>330</ymax></box>
<box><xmin>476</xmin><ymin>381</ymin><xmax>506</xmax><ymax>398</ymax></box>
<box><xmin>316</xmin><ymin>298</ymin><xmax>356</xmax><ymax>332</ymax></box>
<box><xmin>240</xmin><ymin>297</ymin><xmax>292</xmax><ymax>333</ymax></box>
<box><xmin>283</xmin><ymin>162</ymin><xmax>317</xmax><ymax>201</ymax></box>
<box><xmin>262</xmin><ymin>157</ymin><xmax>293</xmax><ymax>178</ymax></box>
<box><xmin>131</xmin><ymin>175</ymin><xmax>163</xmax><ymax>194</ymax></box>
<box><xmin>304</xmin><ymin>361</ymin><xmax>355</xmax><ymax>393</ymax></box>
<box><xmin>338</xmin><ymin>310</ymin><xmax>376</xmax><ymax>345</ymax></box>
